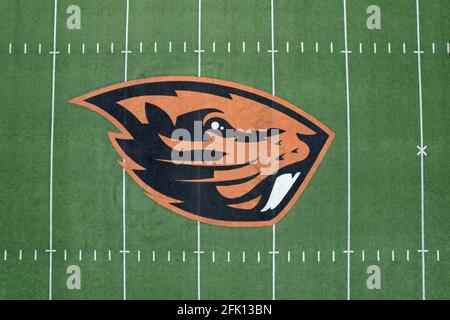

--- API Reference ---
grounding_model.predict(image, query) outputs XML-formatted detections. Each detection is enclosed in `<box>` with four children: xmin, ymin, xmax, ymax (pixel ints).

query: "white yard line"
<box><xmin>197</xmin><ymin>0</ymin><xmax>202</xmax><ymax>78</ymax></box>
<box><xmin>342</xmin><ymin>0</ymin><xmax>352</xmax><ymax>301</ymax></box>
<box><xmin>270</xmin><ymin>0</ymin><xmax>277</xmax><ymax>301</ymax></box>
<box><xmin>272</xmin><ymin>225</ymin><xmax>276</xmax><ymax>300</ymax></box>
<box><xmin>415</xmin><ymin>0</ymin><xmax>427</xmax><ymax>301</ymax></box>
<box><xmin>48</xmin><ymin>0</ymin><xmax>58</xmax><ymax>301</ymax></box>
<box><xmin>196</xmin><ymin>0</ymin><xmax>202</xmax><ymax>301</ymax></box>
<box><xmin>121</xmin><ymin>0</ymin><xmax>130</xmax><ymax>301</ymax></box>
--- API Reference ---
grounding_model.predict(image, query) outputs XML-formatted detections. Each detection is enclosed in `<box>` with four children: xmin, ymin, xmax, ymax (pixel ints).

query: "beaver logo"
<box><xmin>70</xmin><ymin>76</ymin><xmax>334</xmax><ymax>227</ymax></box>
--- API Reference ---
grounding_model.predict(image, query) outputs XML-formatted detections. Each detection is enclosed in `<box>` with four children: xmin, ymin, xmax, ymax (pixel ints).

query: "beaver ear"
<box><xmin>69</xmin><ymin>86</ymin><xmax>146</xmax><ymax>137</ymax></box>
<box><xmin>144</xmin><ymin>102</ymin><xmax>175</xmax><ymax>136</ymax></box>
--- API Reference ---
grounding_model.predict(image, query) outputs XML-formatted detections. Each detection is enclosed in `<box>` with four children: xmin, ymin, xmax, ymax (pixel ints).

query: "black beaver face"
<box><xmin>70</xmin><ymin>76</ymin><xmax>334</xmax><ymax>227</ymax></box>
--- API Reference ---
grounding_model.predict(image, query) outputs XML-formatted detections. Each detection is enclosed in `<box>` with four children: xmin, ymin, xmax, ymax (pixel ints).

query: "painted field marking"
<box><xmin>4</xmin><ymin>40</ymin><xmax>450</xmax><ymax>56</ymax></box>
<box><xmin>0</xmin><ymin>248</ymin><xmax>443</xmax><ymax>264</ymax></box>
<box><xmin>196</xmin><ymin>0</ymin><xmax>202</xmax><ymax>301</ymax></box>
<box><xmin>227</xmin><ymin>251</ymin><xmax>231</xmax><ymax>263</ymax></box>
<box><xmin>342</xmin><ymin>0</ymin><xmax>352</xmax><ymax>301</ymax></box>
<box><xmin>48</xmin><ymin>0</ymin><xmax>58</xmax><ymax>301</ymax></box>
<box><xmin>8</xmin><ymin>41</ymin><xmax>450</xmax><ymax>55</ymax></box>
<box><xmin>121</xmin><ymin>0</ymin><xmax>130</xmax><ymax>301</ymax></box>
<box><xmin>415</xmin><ymin>0</ymin><xmax>427</xmax><ymax>301</ymax></box>
<box><xmin>270</xmin><ymin>0</ymin><xmax>277</xmax><ymax>301</ymax></box>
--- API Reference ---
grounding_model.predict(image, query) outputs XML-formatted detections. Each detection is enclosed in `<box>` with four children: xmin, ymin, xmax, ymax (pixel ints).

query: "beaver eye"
<box><xmin>205</xmin><ymin>117</ymin><xmax>234</xmax><ymax>135</ymax></box>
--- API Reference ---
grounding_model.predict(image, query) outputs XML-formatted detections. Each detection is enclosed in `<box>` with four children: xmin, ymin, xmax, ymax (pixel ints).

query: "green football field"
<box><xmin>0</xmin><ymin>0</ymin><xmax>449</xmax><ymax>300</ymax></box>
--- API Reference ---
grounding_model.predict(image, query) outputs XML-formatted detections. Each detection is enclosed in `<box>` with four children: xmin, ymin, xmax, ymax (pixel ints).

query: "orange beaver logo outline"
<box><xmin>70</xmin><ymin>76</ymin><xmax>334</xmax><ymax>227</ymax></box>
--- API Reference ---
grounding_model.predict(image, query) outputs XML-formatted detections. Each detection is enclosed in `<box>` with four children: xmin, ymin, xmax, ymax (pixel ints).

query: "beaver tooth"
<box><xmin>260</xmin><ymin>172</ymin><xmax>300</xmax><ymax>212</ymax></box>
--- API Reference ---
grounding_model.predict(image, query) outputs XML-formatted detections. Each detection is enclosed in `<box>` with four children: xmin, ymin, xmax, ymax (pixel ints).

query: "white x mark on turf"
<box><xmin>417</xmin><ymin>145</ymin><xmax>428</xmax><ymax>156</ymax></box>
